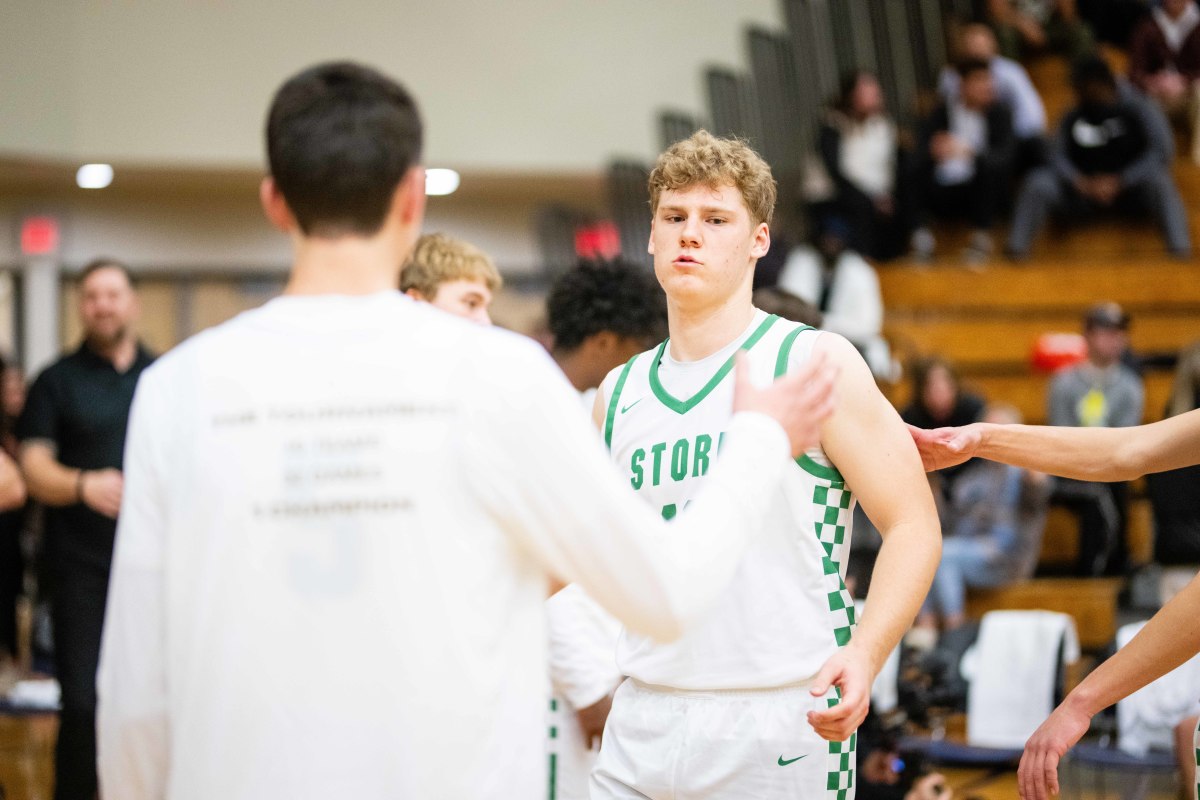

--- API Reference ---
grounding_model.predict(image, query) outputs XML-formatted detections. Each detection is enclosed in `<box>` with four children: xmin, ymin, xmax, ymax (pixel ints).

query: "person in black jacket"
<box><xmin>1007</xmin><ymin>56</ymin><xmax>1192</xmax><ymax>259</ymax></box>
<box><xmin>911</xmin><ymin>59</ymin><xmax>1017</xmax><ymax>265</ymax></box>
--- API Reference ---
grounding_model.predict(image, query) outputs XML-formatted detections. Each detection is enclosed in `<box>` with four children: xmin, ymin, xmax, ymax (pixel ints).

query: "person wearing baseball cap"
<box><xmin>1045</xmin><ymin>301</ymin><xmax>1144</xmax><ymax>576</ymax></box>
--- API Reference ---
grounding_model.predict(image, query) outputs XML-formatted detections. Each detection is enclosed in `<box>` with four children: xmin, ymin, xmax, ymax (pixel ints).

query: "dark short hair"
<box><xmin>78</xmin><ymin>258</ymin><xmax>135</xmax><ymax>288</ymax></box>
<box><xmin>1071</xmin><ymin>56</ymin><xmax>1116</xmax><ymax>93</ymax></box>
<box><xmin>752</xmin><ymin>287</ymin><xmax>824</xmax><ymax>328</ymax></box>
<box><xmin>956</xmin><ymin>57</ymin><xmax>991</xmax><ymax>80</ymax></box>
<box><xmin>547</xmin><ymin>260</ymin><xmax>667</xmax><ymax>353</ymax></box>
<box><xmin>266</xmin><ymin>61</ymin><xmax>423</xmax><ymax>238</ymax></box>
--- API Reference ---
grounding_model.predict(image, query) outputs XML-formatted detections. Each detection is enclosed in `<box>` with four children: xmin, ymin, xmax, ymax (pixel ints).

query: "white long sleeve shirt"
<box><xmin>96</xmin><ymin>292</ymin><xmax>790</xmax><ymax>800</ymax></box>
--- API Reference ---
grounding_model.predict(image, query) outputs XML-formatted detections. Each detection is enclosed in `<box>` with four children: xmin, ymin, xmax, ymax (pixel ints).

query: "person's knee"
<box><xmin>1023</xmin><ymin>168</ymin><xmax>1059</xmax><ymax>199</ymax></box>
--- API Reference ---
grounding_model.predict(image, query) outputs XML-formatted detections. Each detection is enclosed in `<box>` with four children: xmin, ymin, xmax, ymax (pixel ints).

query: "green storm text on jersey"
<box><xmin>600</xmin><ymin>309</ymin><xmax>859</xmax><ymax>693</ymax></box>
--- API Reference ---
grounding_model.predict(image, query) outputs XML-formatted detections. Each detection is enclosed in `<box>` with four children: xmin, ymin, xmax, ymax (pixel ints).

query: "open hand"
<box><xmin>806</xmin><ymin>645</ymin><xmax>873</xmax><ymax>742</ymax></box>
<box><xmin>906</xmin><ymin>423</ymin><xmax>982</xmax><ymax>472</ymax></box>
<box><xmin>1017</xmin><ymin>701</ymin><xmax>1091</xmax><ymax>799</ymax></box>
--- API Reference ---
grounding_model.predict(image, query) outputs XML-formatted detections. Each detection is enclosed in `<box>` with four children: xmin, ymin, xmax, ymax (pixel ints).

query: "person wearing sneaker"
<box><xmin>911</xmin><ymin>59</ymin><xmax>1017</xmax><ymax>266</ymax></box>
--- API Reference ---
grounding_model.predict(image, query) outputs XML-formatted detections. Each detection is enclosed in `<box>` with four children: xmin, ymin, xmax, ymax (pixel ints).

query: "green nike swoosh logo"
<box><xmin>620</xmin><ymin>398</ymin><xmax>643</xmax><ymax>414</ymax></box>
<box><xmin>777</xmin><ymin>754</ymin><xmax>807</xmax><ymax>766</ymax></box>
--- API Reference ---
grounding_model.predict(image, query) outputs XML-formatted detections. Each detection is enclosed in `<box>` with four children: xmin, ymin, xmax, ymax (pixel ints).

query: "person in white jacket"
<box><xmin>94</xmin><ymin>61</ymin><xmax>839</xmax><ymax>800</ymax></box>
<box><xmin>777</xmin><ymin>214</ymin><xmax>893</xmax><ymax>379</ymax></box>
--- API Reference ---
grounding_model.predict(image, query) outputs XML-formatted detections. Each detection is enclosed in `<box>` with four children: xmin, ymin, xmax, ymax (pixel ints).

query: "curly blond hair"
<box><xmin>400</xmin><ymin>233</ymin><xmax>502</xmax><ymax>297</ymax></box>
<box><xmin>648</xmin><ymin>130</ymin><xmax>777</xmax><ymax>227</ymax></box>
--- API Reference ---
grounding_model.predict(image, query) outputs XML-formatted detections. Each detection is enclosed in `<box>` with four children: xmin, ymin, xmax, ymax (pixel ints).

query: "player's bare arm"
<box><xmin>807</xmin><ymin>334</ymin><xmax>941</xmax><ymax>742</ymax></box>
<box><xmin>910</xmin><ymin>407</ymin><xmax>1200</xmax><ymax>480</ymax></box>
<box><xmin>1018</xmin><ymin>569</ymin><xmax>1200</xmax><ymax>800</ymax></box>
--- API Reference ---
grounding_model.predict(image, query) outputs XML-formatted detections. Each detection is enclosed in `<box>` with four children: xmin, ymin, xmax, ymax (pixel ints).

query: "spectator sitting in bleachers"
<box><xmin>939</xmin><ymin>23</ymin><xmax>1047</xmax><ymax>171</ymax></box>
<box><xmin>985</xmin><ymin>0</ymin><xmax>1096</xmax><ymax>62</ymax></box>
<box><xmin>1128</xmin><ymin>0</ymin><xmax>1200</xmax><ymax>163</ymax></box>
<box><xmin>911</xmin><ymin>59</ymin><xmax>1017</xmax><ymax>265</ymax></box>
<box><xmin>915</xmin><ymin>404</ymin><xmax>1051</xmax><ymax>633</ymax></box>
<box><xmin>1048</xmin><ymin>302</ymin><xmax>1144</xmax><ymax>577</ymax></box>
<box><xmin>901</xmin><ymin>357</ymin><xmax>987</xmax><ymax>494</ymax></box>
<box><xmin>808</xmin><ymin>70</ymin><xmax>912</xmax><ymax>261</ymax></box>
<box><xmin>776</xmin><ymin>215</ymin><xmax>893</xmax><ymax>378</ymax></box>
<box><xmin>1007</xmin><ymin>57</ymin><xmax>1192</xmax><ymax>260</ymax></box>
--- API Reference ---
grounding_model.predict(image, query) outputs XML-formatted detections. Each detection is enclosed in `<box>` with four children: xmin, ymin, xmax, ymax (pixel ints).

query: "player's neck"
<box><xmin>551</xmin><ymin>350</ymin><xmax>592</xmax><ymax>393</ymax></box>
<box><xmin>284</xmin><ymin>232</ymin><xmax>408</xmax><ymax>297</ymax></box>
<box><xmin>666</xmin><ymin>295</ymin><xmax>756</xmax><ymax>362</ymax></box>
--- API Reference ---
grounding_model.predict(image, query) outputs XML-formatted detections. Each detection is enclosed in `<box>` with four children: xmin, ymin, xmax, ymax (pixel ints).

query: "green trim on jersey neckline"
<box><xmin>604</xmin><ymin>354</ymin><xmax>639</xmax><ymax>449</ymax></box>
<box><xmin>648</xmin><ymin>314</ymin><xmax>780</xmax><ymax>415</ymax></box>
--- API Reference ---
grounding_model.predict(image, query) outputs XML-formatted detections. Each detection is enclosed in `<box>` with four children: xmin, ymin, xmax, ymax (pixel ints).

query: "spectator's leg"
<box><xmin>833</xmin><ymin>188</ymin><xmax>881</xmax><ymax>260</ymax></box>
<box><xmin>1190</xmin><ymin>80</ymin><xmax>1200</xmax><ymax>165</ymax></box>
<box><xmin>1123</xmin><ymin>172</ymin><xmax>1192</xmax><ymax>257</ymax></box>
<box><xmin>969</xmin><ymin>158</ymin><xmax>1006</xmax><ymax>231</ymax></box>
<box><xmin>1016</xmin><ymin>136</ymin><xmax>1048</xmax><ymax>175</ymax></box>
<box><xmin>1007</xmin><ymin>167</ymin><xmax>1063</xmax><ymax>258</ymax></box>
<box><xmin>1175</xmin><ymin>714</ymin><xmax>1198</xmax><ymax>800</ymax></box>
<box><xmin>926</xmin><ymin>536</ymin><xmax>989</xmax><ymax>630</ymax></box>
<box><xmin>50</xmin><ymin>567</ymin><xmax>108</xmax><ymax>800</ymax></box>
<box><xmin>1105</xmin><ymin>481</ymin><xmax>1131</xmax><ymax>577</ymax></box>
<box><xmin>1052</xmin><ymin>479</ymin><xmax>1120</xmax><ymax>577</ymax></box>
<box><xmin>0</xmin><ymin>518</ymin><xmax>21</xmax><ymax>667</ymax></box>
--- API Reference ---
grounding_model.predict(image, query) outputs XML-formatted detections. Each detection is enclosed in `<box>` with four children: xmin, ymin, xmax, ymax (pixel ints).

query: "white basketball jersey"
<box><xmin>600</xmin><ymin>310</ymin><xmax>857</xmax><ymax>690</ymax></box>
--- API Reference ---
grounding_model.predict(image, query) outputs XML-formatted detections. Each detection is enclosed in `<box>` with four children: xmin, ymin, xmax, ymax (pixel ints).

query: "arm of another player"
<box><xmin>96</xmin><ymin>371</ymin><xmax>171</xmax><ymax>800</ymax></box>
<box><xmin>909</xmin><ymin>407</ymin><xmax>1200</xmax><ymax>480</ymax></box>
<box><xmin>807</xmin><ymin>334</ymin><xmax>941</xmax><ymax>742</ymax></box>
<box><xmin>1018</xmin><ymin>570</ymin><xmax>1200</xmax><ymax>800</ymax></box>
<box><xmin>465</xmin><ymin>342</ymin><xmax>834</xmax><ymax>642</ymax></box>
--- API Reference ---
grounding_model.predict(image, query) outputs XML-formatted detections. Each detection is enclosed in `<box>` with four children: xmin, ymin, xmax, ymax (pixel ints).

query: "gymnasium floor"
<box><xmin>0</xmin><ymin>712</ymin><xmax>1185</xmax><ymax>800</ymax></box>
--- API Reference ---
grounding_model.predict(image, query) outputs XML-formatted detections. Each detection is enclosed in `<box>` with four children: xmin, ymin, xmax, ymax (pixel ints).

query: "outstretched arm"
<box><xmin>1018</xmin><ymin>571</ymin><xmax>1200</xmax><ymax>799</ymax></box>
<box><xmin>909</xmin><ymin>408</ymin><xmax>1200</xmax><ymax>481</ymax></box>
<box><xmin>807</xmin><ymin>334</ymin><xmax>941</xmax><ymax>742</ymax></box>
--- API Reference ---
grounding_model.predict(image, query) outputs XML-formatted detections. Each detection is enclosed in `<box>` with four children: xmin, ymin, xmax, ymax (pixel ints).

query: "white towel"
<box><xmin>6</xmin><ymin>678</ymin><xmax>61</xmax><ymax>710</ymax></box>
<box><xmin>966</xmin><ymin>610</ymin><xmax>1080</xmax><ymax>748</ymax></box>
<box><xmin>1116</xmin><ymin>621</ymin><xmax>1200</xmax><ymax>756</ymax></box>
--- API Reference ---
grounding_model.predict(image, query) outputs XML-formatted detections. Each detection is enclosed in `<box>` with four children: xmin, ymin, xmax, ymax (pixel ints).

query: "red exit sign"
<box><xmin>21</xmin><ymin>216</ymin><xmax>60</xmax><ymax>256</ymax></box>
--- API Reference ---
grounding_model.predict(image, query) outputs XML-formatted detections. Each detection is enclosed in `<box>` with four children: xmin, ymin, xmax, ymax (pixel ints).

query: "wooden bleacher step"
<box><xmin>966</xmin><ymin>577</ymin><xmax>1122</xmax><ymax>650</ymax></box>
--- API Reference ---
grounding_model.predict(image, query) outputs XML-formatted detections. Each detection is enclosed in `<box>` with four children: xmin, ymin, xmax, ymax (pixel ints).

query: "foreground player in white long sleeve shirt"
<box><xmin>95</xmin><ymin>62</ymin><xmax>837</xmax><ymax>800</ymax></box>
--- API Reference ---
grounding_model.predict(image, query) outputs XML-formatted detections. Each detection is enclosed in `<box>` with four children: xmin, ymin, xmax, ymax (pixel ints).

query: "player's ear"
<box><xmin>589</xmin><ymin>330</ymin><xmax>618</xmax><ymax>357</ymax></box>
<box><xmin>404</xmin><ymin>288</ymin><xmax>427</xmax><ymax>303</ymax></box>
<box><xmin>260</xmin><ymin>177</ymin><xmax>296</xmax><ymax>233</ymax></box>
<box><xmin>750</xmin><ymin>221</ymin><xmax>770</xmax><ymax>259</ymax></box>
<box><xmin>396</xmin><ymin>166</ymin><xmax>427</xmax><ymax>226</ymax></box>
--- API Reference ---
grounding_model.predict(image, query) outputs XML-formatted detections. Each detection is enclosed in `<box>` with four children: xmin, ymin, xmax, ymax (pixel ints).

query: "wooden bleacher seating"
<box><xmin>966</xmin><ymin>578</ymin><xmax>1122</xmax><ymax>650</ymax></box>
<box><xmin>1038</xmin><ymin>496</ymin><xmax>1156</xmax><ymax>569</ymax></box>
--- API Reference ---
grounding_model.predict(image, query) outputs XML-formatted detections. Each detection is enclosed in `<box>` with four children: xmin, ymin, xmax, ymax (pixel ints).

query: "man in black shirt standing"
<box><xmin>1007</xmin><ymin>56</ymin><xmax>1191</xmax><ymax>259</ymax></box>
<box><xmin>16</xmin><ymin>258</ymin><xmax>154</xmax><ymax>800</ymax></box>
